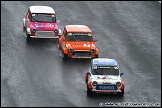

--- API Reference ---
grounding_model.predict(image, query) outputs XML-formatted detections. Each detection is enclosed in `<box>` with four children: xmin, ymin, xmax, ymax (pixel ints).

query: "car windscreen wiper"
<box><xmin>73</xmin><ymin>35</ymin><xmax>78</xmax><ymax>41</ymax></box>
<box><xmin>94</xmin><ymin>71</ymin><xmax>102</xmax><ymax>75</ymax></box>
<box><xmin>32</xmin><ymin>18</ymin><xmax>38</xmax><ymax>22</ymax></box>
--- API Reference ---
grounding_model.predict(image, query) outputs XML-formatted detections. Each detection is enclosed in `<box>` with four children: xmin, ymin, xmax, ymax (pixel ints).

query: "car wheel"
<box><xmin>58</xmin><ymin>34</ymin><xmax>61</xmax><ymax>38</ymax></box>
<box><xmin>87</xmin><ymin>84</ymin><xmax>93</xmax><ymax>95</ymax></box>
<box><xmin>119</xmin><ymin>89</ymin><xmax>124</xmax><ymax>96</ymax></box>
<box><xmin>58</xmin><ymin>45</ymin><xmax>61</xmax><ymax>50</ymax></box>
<box><xmin>26</xmin><ymin>30</ymin><xmax>31</xmax><ymax>41</ymax></box>
<box><xmin>85</xmin><ymin>79</ymin><xmax>88</xmax><ymax>84</ymax></box>
<box><xmin>26</xmin><ymin>34</ymin><xmax>31</xmax><ymax>41</ymax></box>
<box><xmin>85</xmin><ymin>73</ymin><xmax>88</xmax><ymax>83</ymax></box>
<box><xmin>58</xmin><ymin>40</ymin><xmax>61</xmax><ymax>50</ymax></box>
<box><xmin>95</xmin><ymin>54</ymin><xmax>98</xmax><ymax>58</ymax></box>
<box><xmin>62</xmin><ymin>52</ymin><xmax>68</xmax><ymax>60</ymax></box>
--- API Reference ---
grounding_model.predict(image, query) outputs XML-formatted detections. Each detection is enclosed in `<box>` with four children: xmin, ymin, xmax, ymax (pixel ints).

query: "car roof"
<box><xmin>92</xmin><ymin>58</ymin><xmax>118</xmax><ymax>67</ymax></box>
<box><xmin>29</xmin><ymin>6</ymin><xmax>55</xmax><ymax>14</ymax></box>
<box><xmin>65</xmin><ymin>25</ymin><xmax>92</xmax><ymax>33</ymax></box>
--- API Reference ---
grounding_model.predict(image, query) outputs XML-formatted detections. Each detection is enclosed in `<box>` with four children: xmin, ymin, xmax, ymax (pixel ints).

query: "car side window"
<box><xmin>65</xmin><ymin>34</ymin><xmax>68</xmax><ymax>40</ymax></box>
<box><xmin>25</xmin><ymin>9</ymin><xmax>29</xmax><ymax>18</ymax></box>
<box><xmin>64</xmin><ymin>31</ymin><xmax>68</xmax><ymax>40</ymax></box>
<box><xmin>91</xmin><ymin>65</ymin><xmax>94</xmax><ymax>72</ymax></box>
<box><xmin>63</xmin><ymin>29</ymin><xmax>67</xmax><ymax>36</ymax></box>
<box><xmin>28</xmin><ymin>12</ymin><xmax>32</xmax><ymax>21</ymax></box>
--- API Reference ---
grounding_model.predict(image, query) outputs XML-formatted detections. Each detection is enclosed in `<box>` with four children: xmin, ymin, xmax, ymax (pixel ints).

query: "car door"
<box><xmin>25</xmin><ymin>10</ymin><xmax>30</xmax><ymax>28</ymax></box>
<box><xmin>59</xmin><ymin>29</ymin><xmax>67</xmax><ymax>49</ymax></box>
<box><xmin>61</xmin><ymin>34</ymin><xmax>66</xmax><ymax>49</ymax></box>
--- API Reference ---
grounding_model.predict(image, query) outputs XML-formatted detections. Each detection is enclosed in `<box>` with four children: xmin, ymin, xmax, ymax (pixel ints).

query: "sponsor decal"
<box><xmin>46</xmin><ymin>23</ymin><xmax>53</xmax><ymax>26</ymax></box>
<box><xmin>68</xmin><ymin>33</ymin><xmax>92</xmax><ymax>36</ymax></box>
<box><xmin>97</xmin><ymin>66</ymin><xmax>118</xmax><ymax>69</ymax></box>
<box><xmin>99</xmin><ymin>59</ymin><xmax>113</xmax><ymax>62</ymax></box>
<box><xmin>35</xmin><ymin>24</ymin><xmax>45</xmax><ymax>30</ymax></box>
<box><xmin>102</xmin><ymin>82</ymin><xmax>111</xmax><ymax>84</ymax></box>
<box><xmin>84</xmin><ymin>44</ymin><xmax>90</xmax><ymax>47</ymax></box>
<box><xmin>98</xmin><ymin>86</ymin><xmax>114</xmax><ymax>90</ymax></box>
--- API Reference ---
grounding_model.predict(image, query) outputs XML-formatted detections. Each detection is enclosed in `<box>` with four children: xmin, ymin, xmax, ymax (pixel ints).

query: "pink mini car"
<box><xmin>23</xmin><ymin>6</ymin><xmax>61</xmax><ymax>41</ymax></box>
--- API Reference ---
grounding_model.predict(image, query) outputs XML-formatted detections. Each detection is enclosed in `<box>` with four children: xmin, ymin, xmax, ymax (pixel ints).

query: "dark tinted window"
<box><xmin>92</xmin><ymin>66</ymin><xmax>119</xmax><ymax>75</ymax></box>
<box><xmin>67</xmin><ymin>33</ymin><xmax>93</xmax><ymax>42</ymax></box>
<box><xmin>31</xmin><ymin>14</ymin><xmax>56</xmax><ymax>22</ymax></box>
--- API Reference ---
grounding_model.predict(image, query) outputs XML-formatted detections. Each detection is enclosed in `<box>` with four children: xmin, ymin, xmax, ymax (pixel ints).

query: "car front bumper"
<box><xmin>68</xmin><ymin>51</ymin><xmax>97</xmax><ymax>58</ymax></box>
<box><xmin>91</xmin><ymin>89</ymin><xmax>122</xmax><ymax>93</ymax></box>
<box><xmin>30</xmin><ymin>35</ymin><xmax>60</xmax><ymax>38</ymax></box>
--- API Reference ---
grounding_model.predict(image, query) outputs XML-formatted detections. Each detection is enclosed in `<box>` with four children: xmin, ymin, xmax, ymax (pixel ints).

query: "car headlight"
<box><xmin>92</xmin><ymin>81</ymin><xmax>97</xmax><ymax>86</ymax></box>
<box><xmin>68</xmin><ymin>48</ymin><xmax>73</xmax><ymax>52</ymax></box>
<box><xmin>32</xmin><ymin>28</ymin><xmax>36</xmax><ymax>32</ymax></box>
<box><xmin>27</xmin><ymin>28</ymin><xmax>31</xmax><ymax>34</ymax></box>
<box><xmin>116</xmin><ymin>82</ymin><xmax>121</xmax><ymax>87</ymax></box>
<box><xmin>54</xmin><ymin>29</ymin><xmax>59</xmax><ymax>33</ymax></box>
<box><xmin>90</xmin><ymin>48</ymin><xmax>95</xmax><ymax>52</ymax></box>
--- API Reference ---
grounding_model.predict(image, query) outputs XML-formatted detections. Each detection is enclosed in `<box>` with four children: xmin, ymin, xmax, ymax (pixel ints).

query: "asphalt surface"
<box><xmin>1</xmin><ymin>1</ymin><xmax>161</xmax><ymax>107</ymax></box>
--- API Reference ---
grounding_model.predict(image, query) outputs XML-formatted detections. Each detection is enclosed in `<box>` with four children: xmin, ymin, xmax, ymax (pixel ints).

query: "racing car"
<box><xmin>23</xmin><ymin>6</ymin><xmax>61</xmax><ymax>41</ymax></box>
<box><xmin>58</xmin><ymin>25</ymin><xmax>99</xmax><ymax>60</ymax></box>
<box><xmin>85</xmin><ymin>58</ymin><xmax>125</xmax><ymax>95</ymax></box>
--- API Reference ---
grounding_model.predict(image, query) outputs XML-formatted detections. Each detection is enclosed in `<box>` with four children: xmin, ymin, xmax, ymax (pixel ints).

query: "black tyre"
<box><xmin>85</xmin><ymin>73</ymin><xmax>88</xmax><ymax>83</ymax></box>
<box><xmin>58</xmin><ymin>40</ymin><xmax>61</xmax><ymax>50</ymax></box>
<box><xmin>58</xmin><ymin>45</ymin><xmax>61</xmax><ymax>50</ymax></box>
<box><xmin>85</xmin><ymin>79</ymin><xmax>88</xmax><ymax>84</ymax></box>
<box><xmin>87</xmin><ymin>84</ymin><xmax>93</xmax><ymax>95</ymax></box>
<box><xmin>95</xmin><ymin>54</ymin><xmax>98</xmax><ymax>58</ymax></box>
<box><xmin>58</xmin><ymin>34</ymin><xmax>61</xmax><ymax>38</ymax></box>
<box><xmin>119</xmin><ymin>89</ymin><xmax>124</xmax><ymax>96</ymax></box>
<box><xmin>26</xmin><ymin>29</ymin><xmax>31</xmax><ymax>41</ymax></box>
<box><xmin>26</xmin><ymin>34</ymin><xmax>31</xmax><ymax>41</ymax></box>
<box><xmin>62</xmin><ymin>52</ymin><xmax>68</xmax><ymax>60</ymax></box>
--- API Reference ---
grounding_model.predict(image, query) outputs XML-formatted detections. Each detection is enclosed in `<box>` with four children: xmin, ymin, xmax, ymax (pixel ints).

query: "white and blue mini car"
<box><xmin>85</xmin><ymin>58</ymin><xmax>125</xmax><ymax>95</ymax></box>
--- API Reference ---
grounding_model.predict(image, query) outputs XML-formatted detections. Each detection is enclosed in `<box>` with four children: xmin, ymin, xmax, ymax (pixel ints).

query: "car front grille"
<box><xmin>72</xmin><ymin>51</ymin><xmax>91</xmax><ymax>57</ymax></box>
<box><xmin>35</xmin><ymin>31</ymin><xmax>54</xmax><ymax>37</ymax></box>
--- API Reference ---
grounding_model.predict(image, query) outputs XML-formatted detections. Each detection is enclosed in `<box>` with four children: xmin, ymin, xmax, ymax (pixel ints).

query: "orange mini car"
<box><xmin>58</xmin><ymin>25</ymin><xmax>99</xmax><ymax>60</ymax></box>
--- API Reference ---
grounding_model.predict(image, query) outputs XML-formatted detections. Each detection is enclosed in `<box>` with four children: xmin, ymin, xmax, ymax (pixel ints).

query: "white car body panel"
<box><xmin>29</xmin><ymin>6</ymin><xmax>55</xmax><ymax>14</ymax></box>
<box><xmin>86</xmin><ymin>58</ymin><xmax>125</xmax><ymax>94</ymax></box>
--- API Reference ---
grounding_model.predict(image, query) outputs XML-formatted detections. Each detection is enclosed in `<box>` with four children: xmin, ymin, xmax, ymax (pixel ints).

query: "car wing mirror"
<box><xmin>120</xmin><ymin>73</ymin><xmax>124</xmax><ymax>76</ymax></box>
<box><xmin>63</xmin><ymin>38</ymin><xmax>66</xmax><ymax>41</ymax></box>
<box><xmin>87</xmin><ymin>72</ymin><xmax>91</xmax><ymax>76</ymax></box>
<box><xmin>57</xmin><ymin>20</ymin><xmax>60</xmax><ymax>23</ymax></box>
<box><xmin>26</xmin><ymin>19</ymin><xmax>29</xmax><ymax>22</ymax></box>
<box><xmin>93</xmin><ymin>38</ymin><xmax>97</xmax><ymax>42</ymax></box>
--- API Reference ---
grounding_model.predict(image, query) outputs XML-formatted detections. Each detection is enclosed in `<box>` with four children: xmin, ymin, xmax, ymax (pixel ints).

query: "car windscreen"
<box><xmin>92</xmin><ymin>66</ymin><xmax>119</xmax><ymax>75</ymax></box>
<box><xmin>31</xmin><ymin>13</ymin><xmax>56</xmax><ymax>22</ymax></box>
<box><xmin>67</xmin><ymin>33</ymin><xmax>93</xmax><ymax>42</ymax></box>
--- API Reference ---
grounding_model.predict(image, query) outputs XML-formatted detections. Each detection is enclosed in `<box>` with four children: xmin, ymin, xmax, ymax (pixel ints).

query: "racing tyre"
<box><xmin>85</xmin><ymin>79</ymin><xmax>88</xmax><ymax>84</ymax></box>
<box><xmin>26</xmin><ymin>30</ymin><xmax>31</xmax><ymax>41</ymax></box>
<box><xmin>87</xmin><ymin>84</ymin><xmax>93</xmax><ymax>95</ymax></box>
<box><xmin>58</xmin><ymin>34</ymin><xmax>61</xmax><ymax>38</ymax></box>
<box><xmin>58</xmin><ymin>40</ymin><xmax>61</xmax><ymax>50</ymax></box>
<box><xmin>95</xmin><ymin>54</ymin><xmax>98</xmax><ymax>58</ymax></box>
<box><xmin>119</xmin><ymin>89</ymin><xmax>124</xmax><ymax>96</ymax></box>
<box><xmin>85</xmin><ymin>73</ymin><xmax>88</xmax><ymax>83</ymax></box>
<box><xmin>27</xmin><ymin>34</ymin><xmax>31</xmax><ymax>41</ymax></box>
<box><xmin>58</xmin><ymin>45</ymin><xmax>61</xmax><ymax>50</ymax></box>
<box><xmin>62</xmin><ymin>52</ymin><xmax>68</xmax><ymax>60</ymax></box>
